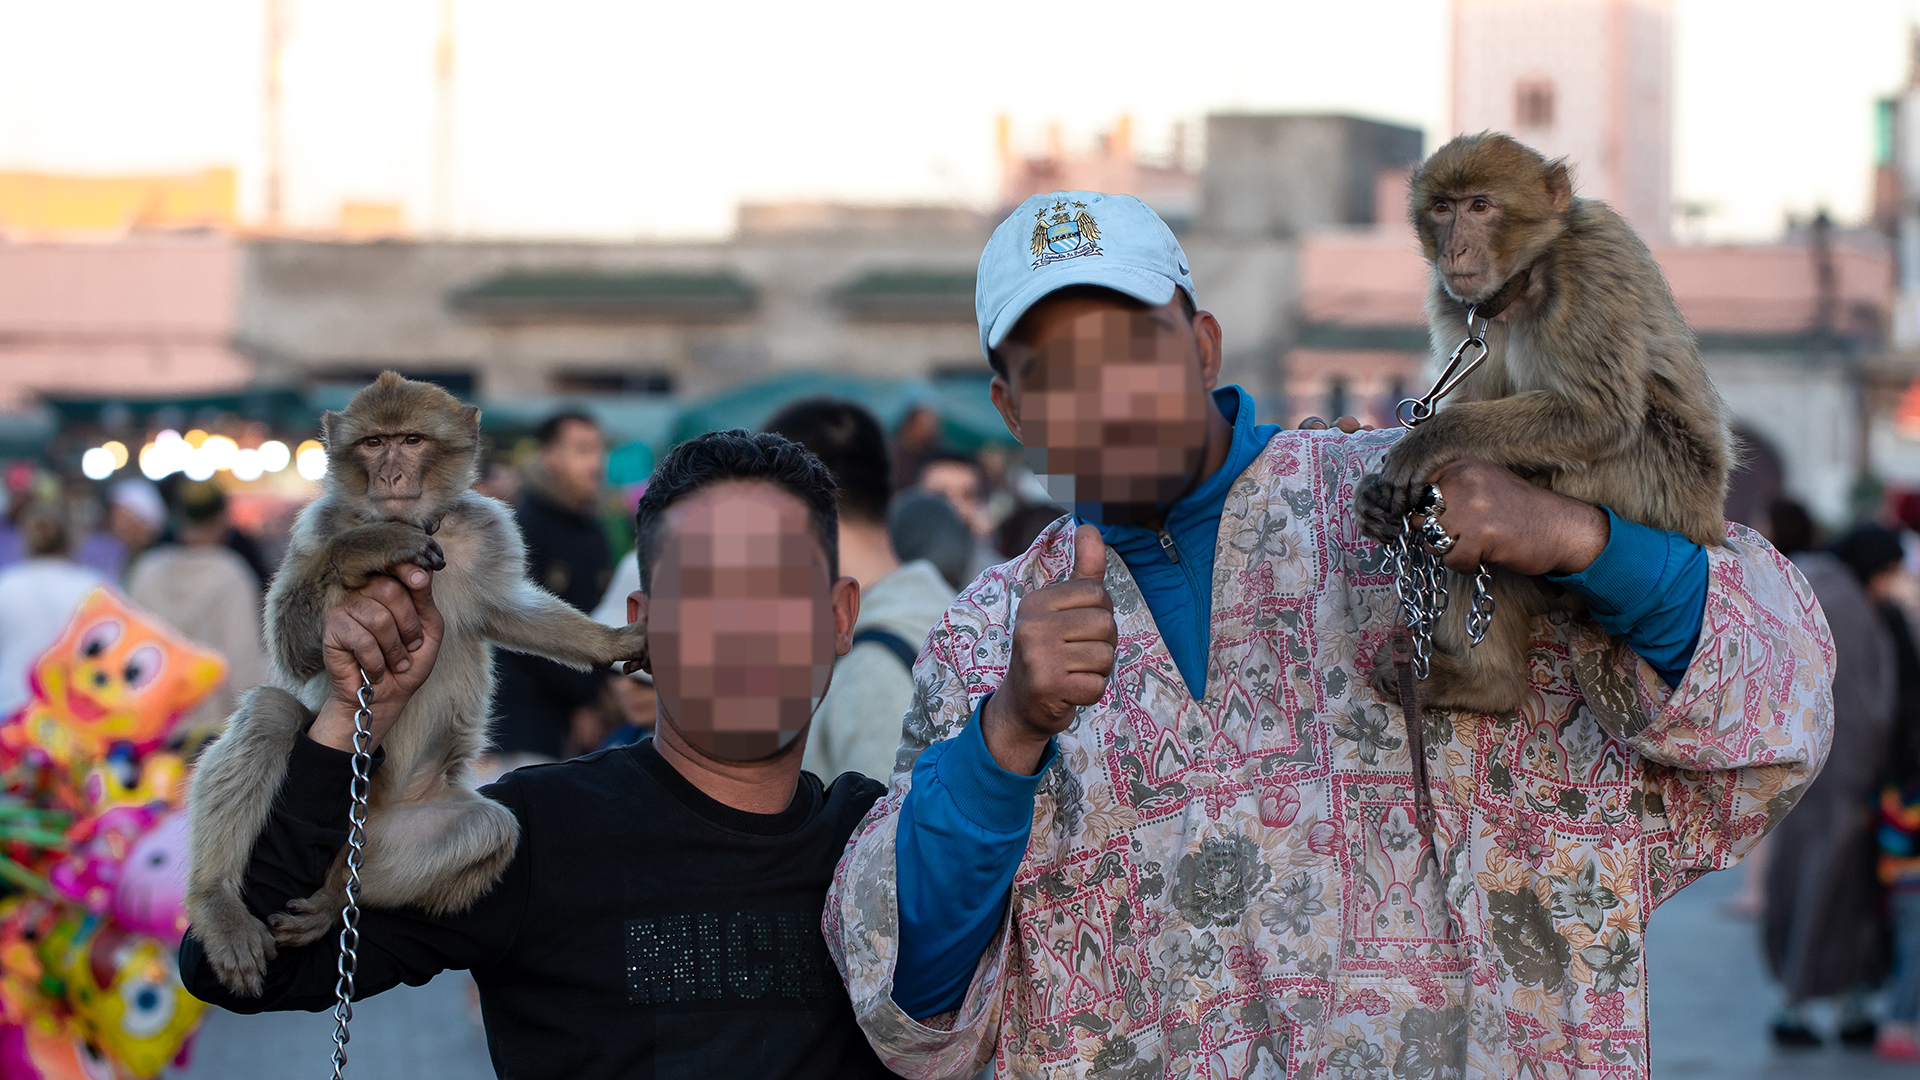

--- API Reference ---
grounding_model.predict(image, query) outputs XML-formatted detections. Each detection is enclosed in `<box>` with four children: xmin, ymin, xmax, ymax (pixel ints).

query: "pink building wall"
<box><xmin>0</xmin><ymin>238</ymin><xmax>251</xmax><ymax>410</ymax></box>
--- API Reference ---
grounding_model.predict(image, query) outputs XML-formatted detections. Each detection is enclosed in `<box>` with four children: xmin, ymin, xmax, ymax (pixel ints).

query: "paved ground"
<box><xmin>173</xmin><ymin>865</ymin><xmax>1919</xmax><ymax>1078</ymax></box>
<box><xmin>175</xmin><ymin>971</ymin><xmax>492</xmax><ymax>1079</ymax></box>
<box><xmin>1648</xmin><ymin>866</ymin><xmax>1916</xmax><ymax>1077</ymax></box>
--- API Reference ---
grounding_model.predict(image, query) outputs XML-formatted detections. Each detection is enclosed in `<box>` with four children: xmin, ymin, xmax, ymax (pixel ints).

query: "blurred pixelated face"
<box><xmin>648</xmin><ymin>482</ymin><xmax>836</xmax><ymax>762</ymax></box>
<box><xmin>1006</xmin><ymin>302</ymin><xmax>1210</xmax><ymax>524</ymax></box>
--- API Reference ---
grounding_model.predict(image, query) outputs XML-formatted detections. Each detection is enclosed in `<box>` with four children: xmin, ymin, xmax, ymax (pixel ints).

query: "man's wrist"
<box><xmin>1549</xmin><ymin>500</ymin><xmax>1611</xmax><ymax>576</ymax></box>
<box><xmin>308</xmin><ymin>698</ymin><xmax>362</xmax><ymax>753</ymax></box>
<box><xmin>979</xmin><ymin>693</ymin><xmax>1051</xmax><ymax>776</ymax></box>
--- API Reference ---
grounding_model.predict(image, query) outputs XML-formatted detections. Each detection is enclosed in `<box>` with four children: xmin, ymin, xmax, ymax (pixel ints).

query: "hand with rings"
<box><xmin>1407</xmin><ymin>460</ymin><xmax>1612</xmax><ymax>577</ymax></box>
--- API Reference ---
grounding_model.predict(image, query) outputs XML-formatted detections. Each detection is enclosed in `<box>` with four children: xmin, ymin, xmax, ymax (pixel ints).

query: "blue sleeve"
<box><xmin>1547</xmin><ymin>506</ymin><xmax>1710</xmax><ymax>688</ymax></box>
<box><xmin>891</xmin><ymin>697</ymin><xmax>1056</xmax><ymax>1019</ymax></box>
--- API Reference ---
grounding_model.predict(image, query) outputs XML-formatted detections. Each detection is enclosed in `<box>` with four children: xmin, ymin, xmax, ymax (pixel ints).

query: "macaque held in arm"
<box><xmin>1355</xmin><ymin>132</ymin><xmax>1732</xmax><ymax>714</ymax></box>
<box><xmin>186</xmin><ymin>372</ymin><xmax>648</xmax><ymax>995</ymax></box>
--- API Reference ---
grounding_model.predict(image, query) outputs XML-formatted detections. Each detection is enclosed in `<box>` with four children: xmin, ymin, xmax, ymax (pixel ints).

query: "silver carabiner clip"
<box><xmin>1395</xmin><ymin>306</ymin><xmax>1492</xmax><ymax>429</ymax></box>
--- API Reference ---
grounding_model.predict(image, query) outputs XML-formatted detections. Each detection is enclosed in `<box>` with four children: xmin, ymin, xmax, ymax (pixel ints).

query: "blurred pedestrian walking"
<box><xmin>125</xmin><ymin>481</ymin><xmax>266</xmax><ymax>739</ymax></box>
<box><xmin>888</xmin><ymin>490</ymin><xmax>973</xmax><ymax>592</ymax></box>
<box><xmin>765</xmin><ymin>399</ymin><xmax>954</xmax><ymax>783</ymax></box>
<box><xmin>1834</xmin><ymin>524</ymin><xmax>1920</xmax><ymax>1061</ymax></box>
<box><xmin>0</xmin><ymin>509</ymin><xmax>106</xmax><ymax>716</ymax></box>
<box><xmin>489</xmin><ymin>411</ymin><xmax>615</xmax><ymax>768</ymax></box>
<box><xmin>1763</xmin><ymin>502</ymin><xmax>1896</xmax><ymax>1048</ymax></box>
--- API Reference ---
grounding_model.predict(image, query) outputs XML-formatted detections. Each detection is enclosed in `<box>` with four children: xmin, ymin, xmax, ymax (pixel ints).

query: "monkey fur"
<box><xmin>186</xmin><ymin>372</ymin><xmax>648</xmax><ymax>996</ymax></box>
<box><xmin>1355</xmin><ymin>133</ymin><xmax>1731</xmax><ymax>715</ymax></box>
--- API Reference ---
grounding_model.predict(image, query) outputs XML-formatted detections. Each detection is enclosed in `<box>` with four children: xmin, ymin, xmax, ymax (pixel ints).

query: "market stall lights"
<box><xmin>295</xmin><ymin>441</ymin><xmax>327</xmax><ymax>481</ymax></box>
<box><xmin>80</xmin><ymin>448</ymin><xmax>116</xmax><ymax>481</ymax></box>
<box><xmin>258</xmin><ymin>440</ymin><xmax>291</xmax><ymax>473</ymax></box>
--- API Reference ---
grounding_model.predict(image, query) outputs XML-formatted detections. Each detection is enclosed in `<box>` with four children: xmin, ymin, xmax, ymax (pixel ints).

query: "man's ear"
<box><xmin>627</xmin><ymin>591</ymin><xmax>652</xmax><ymax>674</ymax></box>
<box><xmin>1193</xmin><ymin>310</ymin><xmax>1225</xmax><ymax>391</ymax></box>
<box><xmin>830</xmin><ymin>576</ymin><xmax>861</xmax><ymax>658</ymax></box>
<box><xmin>989</xmin><ymin>375</ymin><xmax>1022</xmax><ymax>442</ymax></box>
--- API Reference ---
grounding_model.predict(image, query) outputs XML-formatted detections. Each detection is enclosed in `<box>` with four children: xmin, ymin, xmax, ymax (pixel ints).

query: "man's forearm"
<box><xmin>893</xmin><ymin>700</ymin><xmax>1052</xmax><ymax>1019</ymax></box>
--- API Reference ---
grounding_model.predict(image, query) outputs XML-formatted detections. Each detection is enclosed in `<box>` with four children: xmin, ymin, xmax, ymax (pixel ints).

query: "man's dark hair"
<box><xmin>987</xmin><ymin>285</ymin><xmax>1199</xmax><ymax>378</ymax></box>
<box><xmin>535</xmin><ymin>410</ymin><xmax>600</xmax><ymax>448</ymax></box>
<box><xmin>760</xmin><ymin>398</ymin><xmax>891</xmax><ymax>524</ymax></box>
<box><xmin>633</xmin><ymin>429</ymin><xmax>838</xmax><ymax>591</ymax></box>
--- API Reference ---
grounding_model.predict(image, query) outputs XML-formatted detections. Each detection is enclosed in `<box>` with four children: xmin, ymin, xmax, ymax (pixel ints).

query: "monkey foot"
<box><xmin>268</xmin><ymin>900</ymin><xmax>341</xmax><ymax>947</ymax></box>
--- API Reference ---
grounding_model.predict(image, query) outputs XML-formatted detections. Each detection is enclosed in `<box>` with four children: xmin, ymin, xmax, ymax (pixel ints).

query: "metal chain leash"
<box><xmin>330</xmin><ymin>669</ymin><xmax>375</xmax><ymax>1080</ymax></box>
<box><xmin>1392</xmin><ymin>304</ymin><xmax>1498</xmax><ymax>665</ymax></box>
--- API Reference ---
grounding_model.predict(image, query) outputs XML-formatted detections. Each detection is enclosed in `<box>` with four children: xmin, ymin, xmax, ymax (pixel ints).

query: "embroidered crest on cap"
<box><xmin>1028</xmin><ymin>200</ymin><xmax>1102</xmax><ymax>269</ymax></box>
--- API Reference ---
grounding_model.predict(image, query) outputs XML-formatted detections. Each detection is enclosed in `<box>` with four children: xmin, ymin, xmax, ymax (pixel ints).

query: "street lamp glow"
<box><xmin>258</xmin><ymin>440</ymin><xmax>291</xmax><ymax>472</ymax></box>
<box><xmin>139</xmin><ymin>431</ymin><xmax>188</xmax><ymax>481</ymax></box>
<box><xmin>102</xmin><ymin>441</ymin><xmax>128</xmax><ymax>469</ymax></box>
<box><xmin>232</xmin><ymin>448</ymin><xmax>265</xmax><ymax>482</ymax></box>
<box><xmin>201</xmin><ymin>435</ymin><xmax>239</xmax><ymax>472</ymax></box>
<box><xmin>296</xmin><ymin>444</ymin><xmax>328</xmax><ymax>481</ymax></box>
<box><xmin>81</xmin><ymin>448</ymin><xmax>115</xmax><ymax>481</ymax></box>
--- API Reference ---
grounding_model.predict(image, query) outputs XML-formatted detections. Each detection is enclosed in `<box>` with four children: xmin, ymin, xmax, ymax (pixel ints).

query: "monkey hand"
<box><xmin>331</xmin><ymin>520</ymin><xmax>447</xmax><ymax>592</ymax></box>
<box><xmin>1355</xmin><ymin>421</ymin><xmax>1472</xmax><ymax>542</ymax></box>
<box><xmin>613</xmin><ymin>619</ymin><xmax>651</xmax><ymax>676</ymax></box>
<box><xmin>980</xmin><ymin>524</ymin><xmax>1116</xmax><ymax>776</ymax></box>
<box><xmin>309</xmin><ymin>565</ymin><xmax>446</xmax><ymax>752</ymax></box>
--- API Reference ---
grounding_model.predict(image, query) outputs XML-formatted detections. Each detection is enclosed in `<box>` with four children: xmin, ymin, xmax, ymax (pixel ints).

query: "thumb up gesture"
<box><xmin>982</xmin><ymin>524</ymin><xmax>1118</xmax><ymax>774</ymax></box>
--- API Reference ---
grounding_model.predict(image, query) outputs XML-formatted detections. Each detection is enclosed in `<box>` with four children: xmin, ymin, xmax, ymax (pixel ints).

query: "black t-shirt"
<box><xmin>179</xmin><ymin>736</ymin><xmax>894</xmax><ymax>1080</ymax></box>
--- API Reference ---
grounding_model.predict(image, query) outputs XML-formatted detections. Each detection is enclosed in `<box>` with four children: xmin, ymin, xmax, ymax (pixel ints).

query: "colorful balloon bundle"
<box><xmin>0</xmin><ymin>590</ymin><xmax>225</xmax><ymax>1080</ymax></box>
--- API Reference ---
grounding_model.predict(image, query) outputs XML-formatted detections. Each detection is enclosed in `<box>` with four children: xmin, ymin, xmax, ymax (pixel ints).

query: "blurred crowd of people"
<box><xmin>1738</xmin><ymin>497</ymin><xmax>1920</xmax><ymax>1062</ymax></box>
<box><xmin>0</xmin><ymin>400</ymin><xmax>1065</xmax><ymax>790</ymax></box>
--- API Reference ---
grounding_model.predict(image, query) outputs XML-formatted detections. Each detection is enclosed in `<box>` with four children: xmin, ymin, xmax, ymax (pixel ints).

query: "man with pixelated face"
<box><xmin>824</xmin><ymin>192</ymin><xmax>1833</xmax><ymax>1080</ymax></box>
<box><xmin>638</xmin><ymin>479</ymin><xmax>846</xmax><ymax>762</ymax></box>
<box><xmin>996</xmin><ymin>302</ymin><xmax>1218</xmax><ymax>523</ymax></box>
<box><xmin>180</xmin><ymin>430</ymin><xmax>895</xmax><ymax>1080</ymax></box>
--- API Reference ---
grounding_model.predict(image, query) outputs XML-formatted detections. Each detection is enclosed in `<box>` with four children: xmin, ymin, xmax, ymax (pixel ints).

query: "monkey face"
<box><xmin>1411</xmin><ymin>133</ymin><xmax>1572</xmax><ymax>306</ymax></box>
<box><xmin>645</xmin><ymin>482</ymin><xmax>848</xmax><ymax>762</ymax></box>
<box><xmin>997</xmin><ymin>305</ymin><xmax>1211</xmax><ymax>526</ymax></box>
<box><xmin>351</xmin><ymin>432</ymin><xmax>441</xmax><ymax>517</ymax></box>
<box><xmin>1422</xmin><ymin>191</ymin><xmax>1508</xmax><ymax>303</ymax></box>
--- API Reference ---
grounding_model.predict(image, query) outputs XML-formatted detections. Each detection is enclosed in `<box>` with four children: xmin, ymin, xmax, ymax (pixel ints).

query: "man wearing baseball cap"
<box><xmin>824</xmin><ymin>193</ymin><xmax>1832</xmax><ymax>1078</ymax></box>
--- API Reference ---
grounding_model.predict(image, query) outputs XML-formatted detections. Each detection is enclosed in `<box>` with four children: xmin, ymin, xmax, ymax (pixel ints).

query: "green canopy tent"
<box><xmin>666</xmin><ymin>370</ymin><xmax>1009</xmax><ymax>452</ymax></box>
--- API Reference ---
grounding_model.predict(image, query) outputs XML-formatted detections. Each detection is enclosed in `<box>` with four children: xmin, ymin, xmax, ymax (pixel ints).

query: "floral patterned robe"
<box><xmin>825</xmin><ymin>428</ymin><xmax>1835</xmax><ymax>1080</ymax></box>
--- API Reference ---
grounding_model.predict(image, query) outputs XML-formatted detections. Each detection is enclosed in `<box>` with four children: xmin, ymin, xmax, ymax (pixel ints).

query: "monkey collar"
<box><xmin>1394</xmin><ymin>267</ymin><xmax>1532</xmax><ymax>430</ymax></box>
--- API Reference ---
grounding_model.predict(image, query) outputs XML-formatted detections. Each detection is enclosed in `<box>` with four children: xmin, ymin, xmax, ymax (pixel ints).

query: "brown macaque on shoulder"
<box><xmin>1354</xmin><ymin>132</ymin><xmax>1732</xmax><ymax>715</ymax></box>
<box><xmin>186</xmin><ymin>372</ymin><xmax>648</xmax><ymax>996</ymax></box>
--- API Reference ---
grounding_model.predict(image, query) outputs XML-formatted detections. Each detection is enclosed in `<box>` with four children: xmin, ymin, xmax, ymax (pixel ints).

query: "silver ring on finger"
<box><xmin>1421</xmin><ymin>518</ymin><xmax>1458</xmax><ymax>555</ymax></box>
<box><xmin>1417</xmin><ymin>483</ymin><xmax>1446</xmax><ymax>518</ymax></box>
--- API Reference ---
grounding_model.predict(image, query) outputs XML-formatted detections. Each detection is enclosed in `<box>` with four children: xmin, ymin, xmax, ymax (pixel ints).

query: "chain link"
<box><xmin>1391</xmin><ymin>306</ymin><xmax>1501</xmax><ymax>667</ymax></box>
<box><xmin>330</xmin><ymin>669</ymin><xmax>374</xmax><ymax>1080</ymax></box>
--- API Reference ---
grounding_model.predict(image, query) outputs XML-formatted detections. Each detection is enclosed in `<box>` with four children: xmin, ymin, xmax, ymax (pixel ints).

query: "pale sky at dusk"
<box><xmin>0</xmin><ymin>0</ymin><xmax>1911</xmax><ymax>240</ymax></box>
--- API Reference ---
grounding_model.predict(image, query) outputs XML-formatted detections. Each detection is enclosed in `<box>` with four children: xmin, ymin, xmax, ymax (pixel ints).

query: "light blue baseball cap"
<box><xmin>976</xmin><ymin>191</ymin><xmax>1196</xmax><ymax>362</ymax></box>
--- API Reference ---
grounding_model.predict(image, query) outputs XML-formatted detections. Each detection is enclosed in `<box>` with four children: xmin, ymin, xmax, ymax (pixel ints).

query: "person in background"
<box><xmin>0</xmin><ymin>509</ymin><xmax>107</xmax><ymax>716</ymax></box>
<box><xmin>993</xmin><ymin>501</ymin><xmax>1067</xmax><ymax>562</ymax></box>
<box><xmin>764</xmin><ymin>398</ymin><xmax>955</xmax><ymax>784</ymax></box>
<box><xmin>489</xmin><ymin>411</ymin><xmax>614</xmax><ymax>769</ymax></box>
<box><xmin>1760</xmin><ymin>501</ymin><xmax>1895</xmax><ymax>1048</ymax></box>
<box><xmin>73</xmin><ymin>478</ymin><xmax>166</xmax><ymax>584</ymax></box>
<box><xmin>590</xmin><ymin>546</ymin><xmax>658</xmax><ymax>748</ymax></box>
<box><xmin>891</xmin><ymin>404</ymin><xmax>943</xmax><ymax>494</ymax></box>
<box><xmin>914</xmin><ymin>450</ymin><xmax>998</xmax><ymax>581</ymax></box>
<box><xmin>126</xmin><ymin>481</ymin><xmax>267</xmax><ymax>737</ymax></box>
<box><xmin>888</xmin><ymin>491</ymin><xmax>973</xmax><ymax>592</ymax></box>
<box><xmin>1828</xmin><ymin>525</ymin><xmax>1920</xmax><ymax>1061</ymax></box>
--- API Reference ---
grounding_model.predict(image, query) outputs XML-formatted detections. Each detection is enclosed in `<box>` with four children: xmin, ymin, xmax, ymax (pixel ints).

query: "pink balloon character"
<box><xmin>111</xmin><ymin>811</ymin><xmax>190</xmax><ymax>944</ymax></box>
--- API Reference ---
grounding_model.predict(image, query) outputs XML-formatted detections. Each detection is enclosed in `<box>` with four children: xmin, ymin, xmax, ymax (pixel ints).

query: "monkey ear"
<box><xmin>1544</xmin><ymin>161</ymin><xmax>1572</xmax><ymax>212</ymax></box>
<box><xmin>462</xmin><ymin>404</ymin><xmax>481</xmax><ymax>434</ymax></box>
<box><xmin>319</xmin><ymin>410</ymin><xmax>340</xmax><ymax>450</ymax></box>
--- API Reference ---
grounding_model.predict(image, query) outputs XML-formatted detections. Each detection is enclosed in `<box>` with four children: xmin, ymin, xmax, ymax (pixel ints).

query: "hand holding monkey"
<box><xmin>307</xmin><ymin>564</ymin><xmax>444</xmax><ymax>753</ymax></box>
<box><xmin>1416</xmin><ymin>459</ymin><xmax>1610</xmax><ymax>578</ymax></box>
